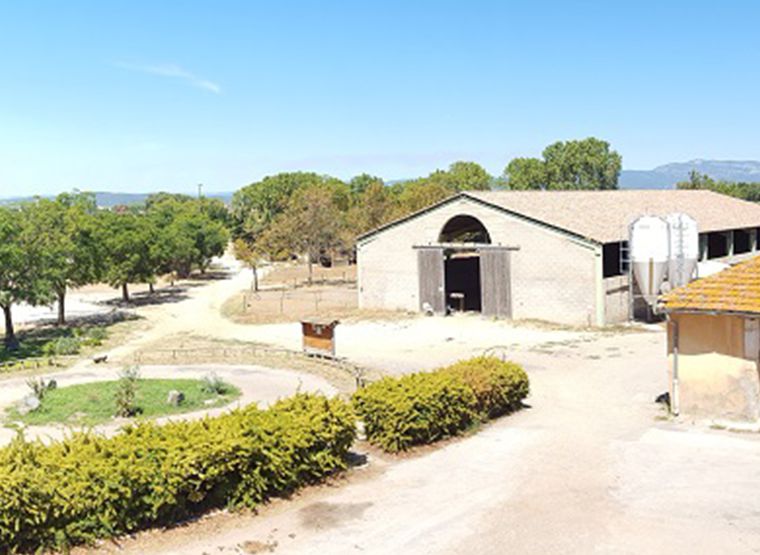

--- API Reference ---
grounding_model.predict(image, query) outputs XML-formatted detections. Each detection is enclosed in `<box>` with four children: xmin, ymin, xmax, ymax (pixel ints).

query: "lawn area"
<box><xmin>7</xmin><ymin>378</ymin><xmax>241</xmax><ymax>426</ymax></box>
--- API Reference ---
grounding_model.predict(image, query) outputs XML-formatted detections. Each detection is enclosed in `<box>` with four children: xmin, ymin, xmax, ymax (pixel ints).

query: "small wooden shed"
<box><xmin>301</xmin><ymin>318</ymin><xmax>339</xmax><ymax>358</ymax></box>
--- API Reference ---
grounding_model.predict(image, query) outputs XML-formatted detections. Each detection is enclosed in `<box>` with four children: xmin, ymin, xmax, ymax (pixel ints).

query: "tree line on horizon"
<box><xmin>229</xmin><ymin>137</ymin><xmax>624</xmax><ymax>284</ymax></box>
<box><xmin>0</xmin><ymin>192</ymin><xmax>228</xmax><ymax>350</ymax></box>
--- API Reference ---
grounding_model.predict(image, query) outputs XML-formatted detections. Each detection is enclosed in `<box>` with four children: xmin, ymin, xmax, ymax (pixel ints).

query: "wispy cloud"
<box><xmin>115</xmin><ymin>62</ymin><xmax>221</xmax><ymax>94</ymax></box>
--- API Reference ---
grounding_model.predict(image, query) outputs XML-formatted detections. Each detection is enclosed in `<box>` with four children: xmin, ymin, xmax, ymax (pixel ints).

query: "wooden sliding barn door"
<box><xmin>417</xmin><ymin>248</ymin><xmax>445</xmax><ymax>314</ymax></box>
<box><xmin>480</xmin><ymin>249</ymin><xmax>512</xmax><ymax>318</ymax></box>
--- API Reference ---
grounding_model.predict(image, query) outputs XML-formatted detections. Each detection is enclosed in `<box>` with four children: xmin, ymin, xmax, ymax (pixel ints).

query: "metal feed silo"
<box><xmin>630</xmin><ymin>215</ymin><xmax>670</xmax><ymax>305</ymax></box>
<box><xmin>666</xmin><ymin>213</ymin><xmax>699</xmax><ymax>288</ymax></box>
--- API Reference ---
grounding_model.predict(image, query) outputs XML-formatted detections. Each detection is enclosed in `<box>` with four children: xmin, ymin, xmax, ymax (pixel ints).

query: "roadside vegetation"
<box><xmin>353</xmin><ymin>356</ymin><xmax>529</xmax><ymax>452</ymax></box>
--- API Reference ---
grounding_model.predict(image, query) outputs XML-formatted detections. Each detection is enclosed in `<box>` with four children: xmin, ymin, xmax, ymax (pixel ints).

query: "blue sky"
<box><xmin>2</xmin><ymin>1</ymin><xmax>760</xmax><ymax>196</ymax></box>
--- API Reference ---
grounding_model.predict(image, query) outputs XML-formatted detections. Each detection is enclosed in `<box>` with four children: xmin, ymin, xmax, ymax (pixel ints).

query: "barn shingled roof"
<box><xmin>661</xmin><ymin>254</ymin><xmax>760</xmax><ymax>315</ymax></box>
<box><xmin>465</xmin><ymin>189</ymin><xmax>760</xmax><ymax>244</ymax></box>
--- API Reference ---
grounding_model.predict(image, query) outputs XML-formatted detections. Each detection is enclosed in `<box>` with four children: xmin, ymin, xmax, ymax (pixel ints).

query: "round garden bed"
<box><xmin>7</xmin><ymin>378</ymin><xmax>241</xmax><ymax>426</ymax></box>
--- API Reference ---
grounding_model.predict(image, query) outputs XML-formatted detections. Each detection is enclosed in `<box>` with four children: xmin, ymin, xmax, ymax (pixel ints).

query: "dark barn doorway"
<box><xmin>444</xmin><ymin>251</ymin><xmax>482</xmax><ymax>312</ymax></box>
<box><xmin>417</xmin><ymin>214</ymin><xmax>512</xmax><ymax>318</ymax></box>
<box><xmin>438</xmin><ymin>215</ymin><xmax>491</xmax><ymax>313</ymax></box>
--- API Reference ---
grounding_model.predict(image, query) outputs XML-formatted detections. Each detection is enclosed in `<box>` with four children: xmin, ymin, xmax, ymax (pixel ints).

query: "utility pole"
<box><xmin>197</xmin><ymin>183</ymin><xmax>203</xmax><ymax>198</ymax></box>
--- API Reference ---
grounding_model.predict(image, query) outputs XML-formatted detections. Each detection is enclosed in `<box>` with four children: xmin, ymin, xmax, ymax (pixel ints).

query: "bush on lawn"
<box><xmin>353</xmin><ymin>356</ymin><xmax>529</xmax><ymax>453</ymax></box>
<box><xmin>0</xmin><ymin>393</ymin><xmax>355</xmax><ymax>553</ymax></box>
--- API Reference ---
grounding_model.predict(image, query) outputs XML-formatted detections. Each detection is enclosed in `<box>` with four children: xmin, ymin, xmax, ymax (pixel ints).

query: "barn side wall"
<box><xmin>357</xmin><ymin>197</ymin><xmax>600</xmax><ymax>325</ymax></box>
<box><xmin>668</xmin><ymin>313</ymin><xmax>760</xmax><ymax>421</ymax></box>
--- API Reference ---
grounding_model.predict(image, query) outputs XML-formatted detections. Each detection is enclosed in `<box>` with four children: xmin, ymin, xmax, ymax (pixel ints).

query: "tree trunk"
<box><xmin>122</xmin><ymin>283</ymin><xmax>130</xmax><ymax>303</ymax></box>
<box><xmin>57</xmin><ymin>288</ymin><xmax>66</xmax><ymax>326</ymax></box>
<box><xmin>252</xmin><ymin>265</ymin><xmax>259</xmax><ymax>292</ymax></box>
<box><xmin>2</xmin><ymin>305</ymin><xmax>18</xmax><ymax>351</ymax></box>
<box><xmin>149</xmin><ymin>282</ymin><xmax>155</xmax><ymax>295</ymax></box>
<box><xmin>307</xmin><ymin>253</ymin><xmax>313</xmax><ymax>285</ymax></box>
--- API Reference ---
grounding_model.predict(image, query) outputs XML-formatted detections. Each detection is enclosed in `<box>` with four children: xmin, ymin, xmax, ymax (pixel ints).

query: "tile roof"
<box><xmin>465</xmin><ymin>190</ymin><xmax>760</xmax><ymax>243</ymax></box>
<box><xmin>661</xmin><ymin>254</ymin><xmax>760</xmax><ymax>314</ymax></box>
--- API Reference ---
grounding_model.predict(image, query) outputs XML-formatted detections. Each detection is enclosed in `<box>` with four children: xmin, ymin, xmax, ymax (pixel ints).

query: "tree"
<box><xmin>394</xmin><ymin>178</ymin><xmax>451</xmax><ymax>216</ymax></box>
<box><xmin>147</xmin><ymin>196</ymin><xmax>230</xmax><ymax>279</ymax></box>
<box><xmin>258</xmin><ymin>183</ymin><xmax>346</xmax><ymax>283</ymax></box>
<box><xmin>445</xmin><ymin>161</ymin><xmax>492</xmax><ymax>191</ymax></box>
<box><xmin>28</xmin><ymin>193</ymin><xmax>102</xmax><ymax>325</ymax></box>
<box><xmin>346</xmin><ymin>180</ymin><xmax>396</xmax><ymax>237</ymax></box>
<box><xmin>0</xmin><ymin>205</ymin><xmax>55</xmax><ymax>349</ymax></box>
<box><xmin>676</xmin><ymin>171</ymin><xmax>760</xmax><ymax>201</ymax></box>
<box><xmin>349</xmin><ymin>173</ymin><xmax>384</xmax><ymax>198</ymax></box>
<box><xmin>504</xmin><ymin>137</ymin><xmax>622</xmax><ymax>190</ymax></box>
<box><xmin>230</xmin><ymin>172</ymin><xmax>327</xmax><ymax>242</ymax></box>
<box><xmin>233</xmin><ymin>238</ymin><xmax>265</xmax><ymax>292</ymax></box>
<box><xmin>542</xmin><ymin>138</ymin><xmax>621</xmax><ymax>189</ymax></box>
<box><xmin>504</xmin><ymin>157</ymin><xmax>546</xmax><ymax>190</ymax></box>
<box><xmin>98</xmin><ymin>211</ymin><xmax>157</xmax><ymax>302</ymax></box>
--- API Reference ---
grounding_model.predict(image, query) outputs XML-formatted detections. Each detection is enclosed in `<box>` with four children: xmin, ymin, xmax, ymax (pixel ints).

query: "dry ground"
<box><xmin>76</xmin><ymin>330</ymin><xmax>760</xmax><ymax>555</ymax></box>
<box><xmin>4</xmin><ymin>254</ymin><xmax>760</xmax><ymax>554</ymax></box>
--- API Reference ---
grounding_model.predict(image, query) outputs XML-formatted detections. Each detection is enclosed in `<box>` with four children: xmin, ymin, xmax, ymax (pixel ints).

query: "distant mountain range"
<box><xmin>619</xmin><ymin>160</ymin><xmax>760</xmax><ymax>189</ymax></box>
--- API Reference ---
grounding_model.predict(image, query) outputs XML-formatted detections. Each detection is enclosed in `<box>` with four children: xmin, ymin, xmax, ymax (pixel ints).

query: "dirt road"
<box><xmin>89</xmin><ymin>331</ymin><xmax>760</xmax><ymax>555</ymax></box>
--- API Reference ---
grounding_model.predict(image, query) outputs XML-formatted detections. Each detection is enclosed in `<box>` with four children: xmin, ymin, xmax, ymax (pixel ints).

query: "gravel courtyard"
<box><xmin>82</xmin><ymin>326</ymin><xmax>760</xmax><ymax>555</ymax></box>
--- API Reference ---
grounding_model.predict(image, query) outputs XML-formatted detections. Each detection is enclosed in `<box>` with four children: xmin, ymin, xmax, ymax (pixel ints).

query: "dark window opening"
<box><xmin>734</xmin><ymin>229</ymin><xmax>752</xmax><ymax>255</ymax></box>
<box><xmin>439</xmin><ymin>215</ymin><xmax>491</xmax><ymax>244</ymax></box>
<box><xmin>603</xmin><ymin>241</ymin><xmax>628</xmax><ymax>278</ymax></box>
<box><xmin>444</xmin><ymin>253</ymin><xmax>482</xmax><ymax>312</ymax></box>
<box><xmin>707</xmin><ymin>232</ymin><xmax>729</xmax><ymax>259</ymax></box>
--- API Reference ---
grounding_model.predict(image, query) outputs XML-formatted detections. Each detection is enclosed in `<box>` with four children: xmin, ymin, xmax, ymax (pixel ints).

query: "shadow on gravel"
<box><xmin>100</xmin><ymin>289</ymin><xmax>190</xmax><ymax>308</ymax></box>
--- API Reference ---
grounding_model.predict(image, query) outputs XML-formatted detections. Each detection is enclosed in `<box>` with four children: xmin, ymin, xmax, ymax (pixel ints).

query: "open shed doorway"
<box><xmin>438</xmin><ymin>215</ymin><xmax>491</xmax><ymax>313</ymax></box>
<box><xmin>444</xmin><ymin>250</ymin><xmax>482</xmax><ymax>312</ymax></box>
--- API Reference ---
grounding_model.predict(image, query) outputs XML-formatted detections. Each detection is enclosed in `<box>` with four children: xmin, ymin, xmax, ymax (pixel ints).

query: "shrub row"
<box><xmin>352</xmin><ymin>356</ymin><xmax>529</xmax><ymax>453</ymax></box>
<box><xmin>0</xmin><ymin>393</ymin><xmax>355</xmax><ymax>553</ymax></box>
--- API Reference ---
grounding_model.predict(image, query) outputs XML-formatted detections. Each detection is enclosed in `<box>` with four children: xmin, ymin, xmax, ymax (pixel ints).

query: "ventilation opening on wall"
<box><xmin>444</xmin><ymin>251</ymin><xmax>482</xmax><ymax>312</ymax></box>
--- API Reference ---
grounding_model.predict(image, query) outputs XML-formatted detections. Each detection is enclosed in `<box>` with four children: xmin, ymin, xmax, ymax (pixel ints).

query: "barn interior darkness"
<box><xmin>438</xmin><ymin>215</ymin><xmax>491</xmax><ymax>313</ymax></box>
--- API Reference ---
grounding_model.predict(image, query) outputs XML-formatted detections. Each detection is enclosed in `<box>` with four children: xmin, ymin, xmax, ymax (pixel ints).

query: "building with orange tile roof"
<box><xmin>660</xmin><ymin>256</ymin><xmax>760</xmax><ymax>421</ymax></box>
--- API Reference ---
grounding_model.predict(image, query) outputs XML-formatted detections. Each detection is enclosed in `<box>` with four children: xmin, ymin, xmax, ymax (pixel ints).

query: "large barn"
<box><xmin>356</xmin><ymin>190</ymin><xmax>760</xmax><ymax>326</ymax></box>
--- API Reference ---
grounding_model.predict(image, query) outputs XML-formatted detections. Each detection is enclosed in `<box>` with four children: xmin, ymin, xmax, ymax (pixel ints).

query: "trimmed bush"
<box><xmin>442</xmin><ymin>357</ymin><xmax>529</xmax><ymax>418</ymax></box>
<box><xmin>0</xmin><ymin>393</ymin><xmax>355</xmax><ymax>553</ymax></box>
<box><xmin>353</xmin><ymin>356</ymin><xmax>529</xmax><ymax>453</ymax></box>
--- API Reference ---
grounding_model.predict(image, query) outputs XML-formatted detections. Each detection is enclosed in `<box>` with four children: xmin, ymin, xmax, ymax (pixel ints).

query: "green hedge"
<box><xmin>353</xmin><ymin>356</ymin><xmax>529</xmax><ymax>453</ymax></box>
<box><xmin>0</xmin><ymin>393</ymin><xmax>355</xmax><ymax>553</ymax></box>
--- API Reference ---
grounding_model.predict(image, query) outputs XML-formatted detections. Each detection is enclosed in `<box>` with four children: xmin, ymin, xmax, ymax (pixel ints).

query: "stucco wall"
<box><xmin>357</xmin><ymin>197</ymin><xmax>600</xmax><ymax>325</ymax></box>
<box><xmin>668</xmin><ymin>313</ymin><xmax>760</xmax><ymax>421</ymax></box>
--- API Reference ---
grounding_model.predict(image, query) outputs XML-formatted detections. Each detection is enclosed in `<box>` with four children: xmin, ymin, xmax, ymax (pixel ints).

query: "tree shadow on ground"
<box><xmin>1</xmin><ymin>310</ymin><xmax>140</xmax><ymax>363</ymax></box>
<box><xmin>99</xmin><ymin>288</ymin><xmax>190</xmax><ymax>308</ymax></box>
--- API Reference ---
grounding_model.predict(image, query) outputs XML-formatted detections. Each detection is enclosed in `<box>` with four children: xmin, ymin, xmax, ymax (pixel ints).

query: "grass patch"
<box><xmin>7</xmin><ymin>378</ymin><xmax>241</xmax><ymax>426</ymax></box>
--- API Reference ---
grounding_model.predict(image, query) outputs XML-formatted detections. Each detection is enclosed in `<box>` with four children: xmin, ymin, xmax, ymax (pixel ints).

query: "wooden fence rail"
<box><xmin>132</xmin><ymin>345</ymin><xmax>369</xmax><ymax>388</ymax></box>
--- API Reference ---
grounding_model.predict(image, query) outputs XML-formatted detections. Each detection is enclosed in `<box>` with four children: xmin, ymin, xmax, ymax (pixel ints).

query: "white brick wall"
<box><xmin>357</xmin><ymin>197</ymin><xmax>601</xmax><ymax>325</ymax></box>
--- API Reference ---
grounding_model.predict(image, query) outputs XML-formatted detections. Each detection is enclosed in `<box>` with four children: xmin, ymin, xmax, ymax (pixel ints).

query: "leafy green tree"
<box><xmin>504</xmin><ymin>137</ymin><xmax>622</xmax><ymax>190</ymax></box>
<box><xmin>231</xmin><ymin>172</ymin><xmax>326</xmax><ymax>241</ymax></box>
<box><xmin>233</xmin><ymin>238</ymin><xmax>266</xmax><ymax>292</ymax></box>
<box><xmin>543</xmin><ymin>138</ymin><xmax>621</xmax><ymax>189</ymax></box>
<box><xmin>394</xmin><ymin>178</ymin><xmax>451</xmax><ymax>216</ymax></box>
<box><xmin>349</xmin><ymin>173</ymin><xmax>385</xmax><ymax>198</ymax></box>
<box><xmin>346</xmin><ymin>180</ymin><xmax>397</xmax><ymax>236</ymax></box>
<box><xmin>504</xmin><ymin>157</ymin><xmax>546</xmax><ymax>189</ymax></box>
<box><xmin>445</xmin><ymin>161</ymin><xmax>492</xmax><ymax>191</ymax></box>
<box><xmin>0</xmin><ymin>206</ymin><xmax>55</xmax><ymax>349</ymax></box>
<box><xmin>98</xmin><ymin>211</ymin><xmax>157</xmax><ymax>302</ymax></box>
<box><xmin>28</xmin><ymin>193</ymin><xmax>102</xmax><ymax>325</ymax></box>
<box><xmin>258</xmin><ymin>183</ymin><xmax>346</xmax><ymax>283</ymax></box>
<box><xmin>147</xmin><ymin>197</ymin><xmax>229</xmax><ymax>279</ymax></box>
<box><xmin>676</xmin><ymin>171</ymin><xmax>760</xmax><ymax>201</ymax></box>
